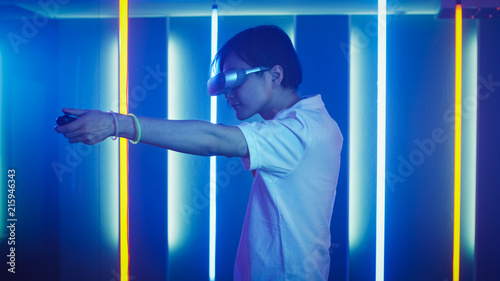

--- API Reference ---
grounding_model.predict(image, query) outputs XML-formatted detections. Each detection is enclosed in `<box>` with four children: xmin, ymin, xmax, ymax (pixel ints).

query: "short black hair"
<box><xmin>213</xmin><ymin>25</ymin><xmax>302</xmax><ymax>90</ymax></box>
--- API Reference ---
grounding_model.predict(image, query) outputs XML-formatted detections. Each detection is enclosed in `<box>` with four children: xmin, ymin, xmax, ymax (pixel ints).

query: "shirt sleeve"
<box><xmin>237</xmin><ymin>110</ymin><xmax>311</xmax><ymax>177</ymax></box>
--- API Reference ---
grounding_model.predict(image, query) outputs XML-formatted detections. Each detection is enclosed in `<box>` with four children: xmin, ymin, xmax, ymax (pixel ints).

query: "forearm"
<box><xmin>116</xmin><ymin>114</ymin><xmax>247</xmax><ymax>157</ymax></box>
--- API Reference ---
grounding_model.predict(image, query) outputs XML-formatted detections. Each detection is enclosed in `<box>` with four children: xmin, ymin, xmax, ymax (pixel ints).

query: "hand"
<box><xmin>55</xmin><ymin>108</ymin><xmax>115</xmax><ymax>145</ymax></box>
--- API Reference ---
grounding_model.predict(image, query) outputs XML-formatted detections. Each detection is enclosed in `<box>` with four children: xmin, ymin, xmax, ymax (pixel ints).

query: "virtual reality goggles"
<box><xmin>207</xmin><ymin>66</ymin><xmax>271</xmax><ymax>96</ymax></box>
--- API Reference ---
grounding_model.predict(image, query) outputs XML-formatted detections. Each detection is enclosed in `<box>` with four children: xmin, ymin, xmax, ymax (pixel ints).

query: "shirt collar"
<box><xmin>274</xmin><ymin>94</ymin><xmax>324</xmax><ymax>119</ymax></box>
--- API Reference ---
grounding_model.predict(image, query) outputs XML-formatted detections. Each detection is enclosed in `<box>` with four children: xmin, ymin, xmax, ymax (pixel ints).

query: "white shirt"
<box><xmin>234</xmin><ymin>95</ymin><xmax>343</xmax><ymax>281</ymax></box>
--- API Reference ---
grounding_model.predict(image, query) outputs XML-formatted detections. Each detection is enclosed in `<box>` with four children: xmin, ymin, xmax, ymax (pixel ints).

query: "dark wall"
<box><xmin>385</xmin><ymin>15</ymin><xmax>455</xmax><ymax>281</ymax></box>
<box><xmin>128</xmin><ymin>17</ymin><xmax>168</xmax><ymax>281</ymax></box>
<box><xmin>475</xmin><ymin>19</ymin><xmax>500</xmax><ymax>281</ymax></box>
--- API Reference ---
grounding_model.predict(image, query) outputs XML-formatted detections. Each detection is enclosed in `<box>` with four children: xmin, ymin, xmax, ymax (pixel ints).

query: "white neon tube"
<box><xmin>209</xmin><ymin>4</ymin><xmax>218</xmax><ymax>281</ymax></box>
<box><xmin>376</xmin><ymin>0</ymin><xmax>386</xmax><ymax>281</ymax></box>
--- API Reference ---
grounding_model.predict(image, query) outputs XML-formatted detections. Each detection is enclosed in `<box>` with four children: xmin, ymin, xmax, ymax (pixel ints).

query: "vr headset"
<box><xmin>207</xmin><ymin>66</ymin><xmax>271</xmax><ymax>96</ymax></box>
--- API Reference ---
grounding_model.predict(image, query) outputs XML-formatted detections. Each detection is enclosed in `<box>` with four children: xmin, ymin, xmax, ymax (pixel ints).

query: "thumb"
<box><xmin>62</xmin><ymin>108</ymin><xmax>89</xmax><ymax>117</ymax></box>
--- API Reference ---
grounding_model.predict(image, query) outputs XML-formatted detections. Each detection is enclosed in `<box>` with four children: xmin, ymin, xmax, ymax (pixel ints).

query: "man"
<box><xmin>56</xmin><ymin>25</ymin><xmax>342</xmax><ymax>280</ymax></box>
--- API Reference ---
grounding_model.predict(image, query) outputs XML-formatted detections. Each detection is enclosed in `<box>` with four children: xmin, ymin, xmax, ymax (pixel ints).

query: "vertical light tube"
<box><xmin>453</xmin><ymin>4</ymin><xmax>462</xmax><ymax>281</ymax></box>
<box><xmin>462</xmin><ymin>19</ymin><xmax>477</xmax><ymax>260</ymax></box>
<box><xmin>209</xmin><ymin>4</ymin><xmax>218</xmax><ymax>281</ymax></box>
<box><xmin>167</xmin><ymin>36</ymin><xmax>183</xmax><ymax>251</ymax></box>
<box><xmin>348</xmin><ymin>19</ymin><xmax>368</xmax><ymax>251</ymax></box>
<box><xmin>119</xmin><ymin>0</ymin><xmax>129</xmax><ymax>280</ymax></box>
<box><xmin>376</xmin><ymin>1</ymin><xmax>386</xmax><ymax>281</ymax></box>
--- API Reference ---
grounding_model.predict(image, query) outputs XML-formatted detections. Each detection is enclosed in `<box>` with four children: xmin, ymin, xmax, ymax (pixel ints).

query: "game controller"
<box><xmin>56</xmin><ymin>113</ymin><xmax>78</xmax><ymax>126</ymax></box>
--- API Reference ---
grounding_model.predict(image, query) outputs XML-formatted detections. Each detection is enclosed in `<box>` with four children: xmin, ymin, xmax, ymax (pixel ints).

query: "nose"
<box><xmin>224</xmin><ymin>88</ymin><xmax>233</xmax><ymax>100</ymax></box>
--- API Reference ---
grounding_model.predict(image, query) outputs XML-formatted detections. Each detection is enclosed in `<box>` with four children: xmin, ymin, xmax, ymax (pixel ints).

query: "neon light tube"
<box><xmin>376</xmin><ymin>1</ymin><xmax>386</xmax><ymax>280</ymax></box>
<box><xmin>348</xmin><ymin>18</ymin><xmax>369</xmax><ymax>252</ymax></box>
<box><xmin>462</xmin><ymin>19</ymin><xmax>477</xmax><ymax>261</ymax></box>
<box><xmin>453</xmin><ymin>4</ymin><xmax>462</xmax><ymax>281</ymax></box>
<box><xmin>167</xmin><ymin>36</ymin><xmax>183</xmax><ymax>251</ymax></box>
<box><xmin>119</xmin><ymin>0</ymin><xmax>129</xmax><ymax>280</ymax></box>
<box><xmin>209</xmin><ymin>4</ymin><xmax>218</xmax><ymax>281</ymax></box>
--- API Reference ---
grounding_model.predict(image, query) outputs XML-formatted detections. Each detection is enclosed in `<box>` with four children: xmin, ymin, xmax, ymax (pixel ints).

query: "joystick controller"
<box><xmin>56</xmin><ymin>113</ymin><xmax>77</xmax><ymax>126</ymax></box>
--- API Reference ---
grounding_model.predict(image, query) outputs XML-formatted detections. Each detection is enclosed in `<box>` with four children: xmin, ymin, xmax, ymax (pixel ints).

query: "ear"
<box><xmin>269</xmin><ymin>65</ymin><xmax>284</xmax><ymax>88</ymax></box>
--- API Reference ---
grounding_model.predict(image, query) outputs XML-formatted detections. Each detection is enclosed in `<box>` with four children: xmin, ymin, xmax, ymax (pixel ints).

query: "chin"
<box><xmin>236</xmin><ymin>114</ymin><xmax>247</xmax><ymax>121</ymax></box>
<box><xmin>235</xmin><ymin>111</ymin><xmax>254</xmax><ymax>121</ymax></box>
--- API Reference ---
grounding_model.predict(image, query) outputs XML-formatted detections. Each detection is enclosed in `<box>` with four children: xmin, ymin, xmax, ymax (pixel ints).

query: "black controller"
<box><xmin>56</xmin><ymin>113</ymin><xmax>78</xmax><ymax>126</ymax></box>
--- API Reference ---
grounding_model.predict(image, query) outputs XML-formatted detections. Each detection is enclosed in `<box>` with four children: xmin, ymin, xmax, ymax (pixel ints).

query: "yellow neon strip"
<box><xmin>119</xmin><ymin>140</ymin><xmax>129</xmax><ymax>281</ymax></box>
<box><xmin>119</xmin><ymin>0</ymin><xmax>129</xmax><ymax>280</ymax></box>
<box><xmin>453</xmin><ymin>4</ymin><xmax>462</xmax><ymax>281</ymax></box>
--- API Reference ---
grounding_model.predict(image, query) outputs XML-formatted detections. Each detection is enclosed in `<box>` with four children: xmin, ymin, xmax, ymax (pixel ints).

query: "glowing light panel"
<box><xmin>462</xmin><ymin>20</ymin><xmax>477</xmax><ymax>258</ymax></box>
<box><xmin>348</xmin><ymin>22</ymin><xmax>368</xmax><ymax>250</ymax></box>
<box><xmin>376</xmin><ymin>1</ymin><xmax>386</xmax><ymax>281</ymax></box>
<box><xmin>210</xmin><ymin>4</ymin><xmax>218</xmax><ymax>281</ymax></box>
<box><xmin>119</xmin><ymin>0</ymin><xmax>130</xmax><ymax>280</ymax></box>
<box><xmin>453</xmin><ymin>4</ymin><xmax>462</xmax><ymax>281</ymax></box>
<box><xmin>167</xmin><ymin>32</ymin><xmax>184</xmax><ymax>252</ymax></box>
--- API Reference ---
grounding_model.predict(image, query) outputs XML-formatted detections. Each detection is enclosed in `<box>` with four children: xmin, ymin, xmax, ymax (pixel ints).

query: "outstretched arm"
<box><xmin>55</xmin><ymin>108</ymin><xmax>249</xmax><ymax>158</ymax></box>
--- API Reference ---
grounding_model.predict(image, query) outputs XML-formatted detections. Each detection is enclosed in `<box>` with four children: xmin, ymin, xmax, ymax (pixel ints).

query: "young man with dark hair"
<box><xmin>56</xmin><ymin>25</ymin><xmax>343</xmax><ymax>280</ymax></box>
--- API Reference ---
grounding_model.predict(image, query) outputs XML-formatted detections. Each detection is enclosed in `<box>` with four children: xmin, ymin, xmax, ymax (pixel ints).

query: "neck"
<box><xmin>260</xmin><ymin>89</ymin><xmax>301</xmax><ymax>120</ymax></box>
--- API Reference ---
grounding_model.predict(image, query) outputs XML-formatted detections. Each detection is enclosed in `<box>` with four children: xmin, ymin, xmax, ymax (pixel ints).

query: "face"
<box><xmin>222</xmin><ymin>52</ymin><xmax>273</xmax><ymax>120</ymax></box>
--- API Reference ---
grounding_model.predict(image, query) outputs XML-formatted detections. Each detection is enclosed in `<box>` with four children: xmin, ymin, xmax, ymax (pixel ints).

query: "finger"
<box><xmin>54</xmin><ymin>125</ymin><xmax>65</xmax><ymax>134</ymax></box>
<box><xmin>63</xmin><ymin>129</ymin><xmax>83</xmax><ymax>139</ymax></box>
<box><xmin>55</xmin><ymin>117</ymin><xmax>85</xmax><ymax>134</ymax></box>
<box><xmin>62</xmin><ymin>108</ymin><xmax>89</xmax><ymax>117</ymax></box>
<box><xmin>68</xmin><ymin>136</ymin><xmax>86</xmax><ymax>144</ymax></box>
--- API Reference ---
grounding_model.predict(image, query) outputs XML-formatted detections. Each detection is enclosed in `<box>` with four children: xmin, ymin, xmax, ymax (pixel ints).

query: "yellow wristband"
<box><xmin>128</xmin><ymin>113</ymin><xmax>141</xmax><ymax>144</ymax></box>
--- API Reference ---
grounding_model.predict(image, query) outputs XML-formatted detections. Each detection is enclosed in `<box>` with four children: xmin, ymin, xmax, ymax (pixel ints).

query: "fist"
<box><xmin>55</xmin><ymin>108</ymin><xmax>115</xmax><ymax>145</ymax></box>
